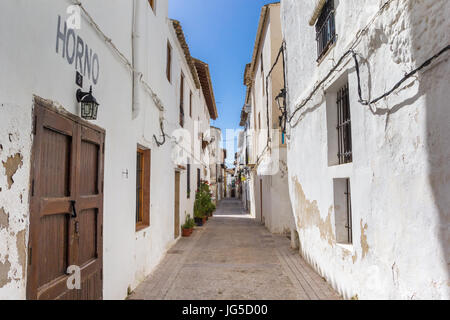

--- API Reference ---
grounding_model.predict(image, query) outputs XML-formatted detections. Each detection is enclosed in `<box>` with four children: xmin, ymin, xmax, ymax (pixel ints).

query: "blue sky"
<box><xmin>169</xmin><ymin>0</ymin><xmax>276</xmax><ymax>165</ymax></box>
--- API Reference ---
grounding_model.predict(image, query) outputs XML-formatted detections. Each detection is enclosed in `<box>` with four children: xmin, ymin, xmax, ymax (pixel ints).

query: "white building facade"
<box><xmin>208</xmin><ymin>126</ymin><xmax>224</xmax><ymax>204</ymax></box>
<box><xmin>0</xmin><ymin>0</ymin><xmax>217</xmax><ymax>300</ymax></box>
<box><xmin>241</xmin><ymin>3</ymin><xmax>295</xmax><ymax>234</ymax></box>
<box><xmin>281</xmin><ymin>0</ymin><xmax>449</xmax><ymax>299</ymax></box>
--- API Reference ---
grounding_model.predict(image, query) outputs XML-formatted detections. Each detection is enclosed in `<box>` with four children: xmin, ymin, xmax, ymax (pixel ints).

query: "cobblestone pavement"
<box><xmin>129</xmin><ymin>198</ymin><xmax>341</xmax><ymax>300</ymax></box>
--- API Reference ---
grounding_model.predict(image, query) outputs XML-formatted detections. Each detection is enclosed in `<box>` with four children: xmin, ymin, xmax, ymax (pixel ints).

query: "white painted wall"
<box><xmin>245</xmin><ymin>3</ymin><xmax>294</xmax><ymax>235</ymax></box>
<box><xmin>281</xmin><ymin>0</ymin><xmax>450</xmax><ymax>299</ymax></box>
<box><xmin>0</xmin><ymin>0</ymin><xmax>214</xmax><ymax>300</ymax></box>
<box><xmin>209</xmin><ymin>127</ymin><xmax>223</xmax><ymax>203</ymax></box>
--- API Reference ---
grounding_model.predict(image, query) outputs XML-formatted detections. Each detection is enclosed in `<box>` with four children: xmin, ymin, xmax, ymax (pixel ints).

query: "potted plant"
<box><xmin>207</xmin><ymin>202</ymin><xmax>216</xmax><ymax>217</ymax></box>
<box><xmin>194</xmin><ymin>209</ymin><xmax>205</xmax><ymax>226</ymax></box>
<box><xmin>193</xmin><ymin>181</ymin><xmax>214</xmax><ymax>226</ymax></box>
<box><xmin>182</xmin><ymin>214</ymin><xmax>195</xmax><ymax>237</ymax></box>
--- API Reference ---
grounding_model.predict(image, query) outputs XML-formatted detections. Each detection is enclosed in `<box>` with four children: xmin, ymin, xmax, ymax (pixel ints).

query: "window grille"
<box><xmin>180</xmin><ymin>74</ymin><xmax>185</xmax><ymax>127</ymax></box>
<box><xmin>316</xmin><ymin>0</ymin><xmax>336</xmax><ymax>60</ymax></box>
<box><xmin>187</xmin><ymin>160</ymin><xmax>191</xmax><ymax>198</ymax></box>
<box><xmin>345</xmin><ymin>179</ymin><xmax>353</xmax><ymax>244</ymax></box>
<box><xmin>337</xmin><ymin>83</ymin><xmax>352</xmax><ymax>164</ymax></box>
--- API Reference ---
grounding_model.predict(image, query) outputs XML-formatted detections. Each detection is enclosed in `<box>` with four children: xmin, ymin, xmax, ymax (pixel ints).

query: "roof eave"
<box><xmin>171</xmin><ymin>19</ymin><xmax>201</xmax><ymax>89</ymax></box>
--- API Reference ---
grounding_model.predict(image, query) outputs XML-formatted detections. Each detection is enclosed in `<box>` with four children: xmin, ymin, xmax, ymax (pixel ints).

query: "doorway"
<box><xmin>174</xmin><ymin>171</ymin><xmax>180</xmax><ymax>238</ymax></box>
<box><xmin>27</xmin><ymin>100</ymin><xmax>105</xmax><ymax>300</ymax></box>
<box><xmin>260</xmin><ymin>179</ymin><xmax>263</xmax><ymax>222</ymax></box>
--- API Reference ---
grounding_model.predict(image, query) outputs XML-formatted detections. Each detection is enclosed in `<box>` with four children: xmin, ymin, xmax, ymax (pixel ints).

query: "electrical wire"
<box><xmin>287</xmin><ymin>49</ymin><xmax>354</xmax><ymax>126</ymax></box>
<box><xmin>285</xmin><ymin>0</ymin><xmax>449</xmax><ymax>129</ymax></box>
<box><xmin>70</xmin><ymin>0</ymin><xmax>164</xmax><ymax>112</ymax></box>
<box><xmin>287</xmin><ymin>45</ymin><xmax>450</xmax><ymax>127</ymax></box>
<box><xmin>254</xmin><ymin>43</ymin><xmax>286</xmax><ymax>166</ymax></box>
<box><xmin>153</xmin><ymin>120</ymin><xmax>167</xmax><ymax>147</ymax></box>
<box><xmin>353</xmin><ymin>45</ymin><xmax>450</xmax><ymax>106</ymax></box>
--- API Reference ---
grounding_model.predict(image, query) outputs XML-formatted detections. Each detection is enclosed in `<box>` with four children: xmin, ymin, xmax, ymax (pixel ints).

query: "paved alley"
<box><xmin>129</xmin><ymin>199</ymin><xmax>340</xmax><ymax>300</ymax></box>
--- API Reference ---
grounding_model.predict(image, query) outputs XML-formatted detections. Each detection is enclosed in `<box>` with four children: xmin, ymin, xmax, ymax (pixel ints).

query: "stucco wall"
<box><xmin>247</xmin><ymin>3</ymin><xmax>294</xmax><ymax>235</ymax></box>
<box><xmin>0</xmin><ymin>0</ymin><xmax>213</xmax><ymax>300</ymax></box>
<box><xmin>282</xmin><ymin>0</ymin><xmax>449</xmax><ymax>299</ymax></box>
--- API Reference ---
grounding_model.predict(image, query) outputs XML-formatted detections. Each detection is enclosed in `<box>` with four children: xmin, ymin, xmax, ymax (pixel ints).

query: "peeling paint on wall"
<box><xmin>293</xmin><ymin>177</ymin><xmax>335</xmax><ymax>246</ymax></box>
<box><xmin>283</xmin><ymin>0</ymin><xmax>450</xmax><ymax>299</ymax></box>
<box><xmin>0</xmin><ymin>208</ymin><xmax>8</xmax><ymax>229</ymax></box>
<box><xmin>2</xmin><ymin>153</ymin><xmax>23</xmax><ymax>189</ymax></box>
<box><xmin>360</xmin><ymin>220</ymin><xmax>369</xmax><ymax>259</ymax></box>
<box><xmin>16</xmin><ymin>230</ymin><xmax>27</xmax><ymax>278</ymax></box>
<box><xmin>0</xmin><ymin>259</ymin><xmax>11</xmax><ymax>288</ymax></box>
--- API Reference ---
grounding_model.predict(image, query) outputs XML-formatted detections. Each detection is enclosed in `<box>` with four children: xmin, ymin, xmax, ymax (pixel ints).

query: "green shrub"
<box><xmin>194</xmin><ymin>181</ymin><xmax>215</xmax><ymax>218</ymax></box>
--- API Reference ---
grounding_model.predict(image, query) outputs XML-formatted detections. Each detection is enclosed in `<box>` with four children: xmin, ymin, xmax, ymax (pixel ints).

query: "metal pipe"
<box><xmin>132</xmin><ymin>0</ymin><xmax>147</xmax><ymax>119</ymax></box>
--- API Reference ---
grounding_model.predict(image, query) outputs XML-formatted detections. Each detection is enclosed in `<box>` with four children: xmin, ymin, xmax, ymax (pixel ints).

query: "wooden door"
<box><xmin>27</xmin><ymin>101</ymin><xmax>105</xmax><ymax>300</ymax></box>
<box><xmin>174</xmin><ymin>171</ymin><xmax>180</xmax><ymax>238</ymax></box>
<box><xmin>260</xmin><ymin>179</ymin><xmax>263</xmax><ymax>222</ymax></box>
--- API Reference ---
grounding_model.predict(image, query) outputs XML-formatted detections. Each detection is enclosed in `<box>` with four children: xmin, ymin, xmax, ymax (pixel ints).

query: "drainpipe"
<box><xmin>132</xmin><ymin>0</ymin><xmax>146</xmax><ymax>119</ymax></box>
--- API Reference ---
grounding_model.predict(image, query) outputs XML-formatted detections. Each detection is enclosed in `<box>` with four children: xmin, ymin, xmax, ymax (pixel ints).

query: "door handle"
<box><xmin>70</xmin><ymin>200</ymin><xmax>77</xmax><ymax>218</ymax></box>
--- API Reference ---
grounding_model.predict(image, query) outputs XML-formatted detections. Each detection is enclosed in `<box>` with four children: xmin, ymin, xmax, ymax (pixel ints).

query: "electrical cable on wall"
<box><xmin>287</xmin><ymin>45</ymin><xmax>450</xmax><ymax>128</ymax></box>
<box><xmin>255</xmin><ymin>43</ymin><xmax>286</xmax><ymax>166</ymax></box>
<box><xmin>72</xmin><ymin>0</ymin><xmax>210</xmax><ymax>166</ymax></box>
<box><xmin>70</xmin><ymin>0</ymin><xmax>164</xmax><ymax>112</ymax></box>
<box><xmin>353</xmin><ymin>45</ymin><xmax>450</xmax><ymax>106</ymax></box>
<box><xmin>153</xmin><ymin>120</ymin><xmax>167</xmax><ymax>147</ymax></box>
<box><xmin>283</xmin><ymin>0</ymin><xmax>449</xmax><ymax>131</ymax></box>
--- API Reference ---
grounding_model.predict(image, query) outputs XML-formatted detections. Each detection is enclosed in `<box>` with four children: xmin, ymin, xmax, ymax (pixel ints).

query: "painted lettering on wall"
<box><xmin>56</xmin><ymin>15</ymin><xmax>100</xmax><ymax>85</ymax></box>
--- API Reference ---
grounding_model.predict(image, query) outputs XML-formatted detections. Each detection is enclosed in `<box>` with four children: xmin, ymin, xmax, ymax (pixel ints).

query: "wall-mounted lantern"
<box><xmin>77</xmin><ymin>86</ymin><xmax>100</xmax><ymax>120</ymax></box>
<box><xmin>275</xmin><ymin>88</ymin><xmax>287</xmax><ymax>133</ymax></box>
<box><xmin>275</xmin><ymin>88</ymin><xmax>286</xmax><ymax>112</ymax></box>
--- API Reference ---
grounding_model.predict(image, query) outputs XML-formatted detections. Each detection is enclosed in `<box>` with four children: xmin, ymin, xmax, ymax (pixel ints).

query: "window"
<box><xmin>197</xmin><ymin>168</ymin><xmax>201</xmax><ymax>190</ymax></box>
<box><xmin>333</xmin><ymin>178</ymin><xmax>352</xmax><ymax>244</ymax></box>
<box><xmin>326</xmin><ymin>77</ymin><xmax>352</xmax><ymax>166</ymax></box>
<box><xmin>258</xmin><ymin>113</ymin><xmax>261</xmax><ymax>130</ymax></box>
<box><xmin>315</xmin><ymin>0</ymin><xmax>336</xmax><ymax>60</ymax></box>
<box><xmin>166</xmin><ymin>42</ymin><xmax>172</xmax><ymax>82</ymax></box>
<box><xmin>189</xmin><ymin>91</ymin><xmax>193</xmax><ymax>118</ymax></box>
<box><xmin>261</xmin><ymin>53</ymin><xmax>265</xmax><ymax>96</ymax></box>
<box><xmin>136</xmin><ymin>148</ymin><xmax>151</xmax><ymax>230</ymax></box>
<box><xmin>148</xmin><ymin>0</ymin><xmax>156</xmax><ymax>13</ymax></box>
<box><xmin>180</xmin><ymin>73</ymin><xmax>185</xmax><ymax>127</ymax></box>
<box><xmin>336</xmin><ymin>83</ymin><xmax>352</xmax><ymax>164</ymax></box>
<box><xmin>187</xmin><ymin>159</ymin><xmax>191</xmax><ymax>198</ymax></box>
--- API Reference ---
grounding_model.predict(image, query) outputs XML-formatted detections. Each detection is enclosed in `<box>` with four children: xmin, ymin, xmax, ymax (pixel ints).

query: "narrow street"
<box><xmin>129</xmin><ymin>199</ymin><xmax>340</xmax><ymax>300</ymax></box>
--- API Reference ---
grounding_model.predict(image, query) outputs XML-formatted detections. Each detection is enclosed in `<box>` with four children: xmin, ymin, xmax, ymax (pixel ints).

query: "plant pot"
<box><xmin>202</xmin><ymin>217</ymin><xmax>207</xmax><ymax>225</ymax></box>
<box><xmin>182</xmin><ymin>228</ymin><xmax>192</xmax><ymax>237</ymax></box>
<box><xmin>194</xmin><ymin>217</ymin><xmax>204</xmax><ymax>226</ymax></box>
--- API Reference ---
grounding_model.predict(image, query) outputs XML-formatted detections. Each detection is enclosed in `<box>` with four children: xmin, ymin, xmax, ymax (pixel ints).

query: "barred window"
<box><xmin>336</xmin><ymin>83</ymin><xmax>352</xmax><ymax>164</ymax></box>
<box><xmin>180</xmin><ymin>73</ymin><xmax>185</xmax><ymax>127</ymax></box>
<box><xmin>187</xmin><ymin>158</ymin><xmax>191</xmax><ymax>199</ymax></box>
<box><xmin>316</xmin><ymin>0</ymin><xmax>336</xmax><ymax>60</ymax></box>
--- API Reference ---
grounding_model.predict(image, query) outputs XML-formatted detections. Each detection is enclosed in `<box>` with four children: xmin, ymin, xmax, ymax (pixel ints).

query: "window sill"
<box><xmin>316</xmin><ymin>38</ymin><xmax>337</xmax><ymax>66</ymax></box>
<box><xmin>327</xmin><ymin>162</ymin><xmax>353</xmax><ymax>179</ymax></box>
<box><xmin>136</xmin><ymin>223</ymin><xmax>150</xmax><ymax>232</ymax></box>
<box><xmin>336</xmin><ymin>243</ymin><xmax>353</xmax><ymax>252</ymax></box>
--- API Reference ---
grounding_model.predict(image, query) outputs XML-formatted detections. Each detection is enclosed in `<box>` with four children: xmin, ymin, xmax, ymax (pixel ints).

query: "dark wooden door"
<box><xmin>174</xmin><ymin>171</ymin><xmax>180</xmax><ymax>238</ymax></box>
<box><xmin>27</xmin><ymin>101</ymin><xmax>105</xmax><ymax>300</ymax></box>
<box><xmin>260</xmin><ymin>179</ymin><xmax>263</xmax><ymax>222</ymax></box>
